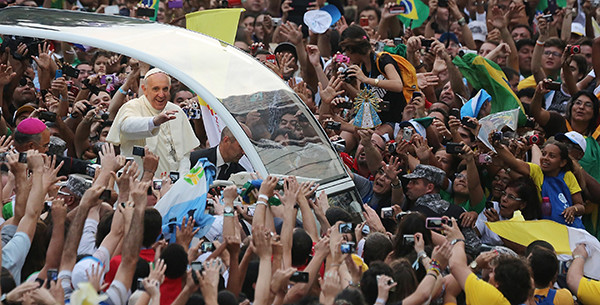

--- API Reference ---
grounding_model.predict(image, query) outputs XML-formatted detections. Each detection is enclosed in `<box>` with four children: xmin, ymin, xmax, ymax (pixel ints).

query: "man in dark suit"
<box><xmin>190</xmin><ymin>125</ymin><xmax>250</xmax><ymax>180</ymax></box>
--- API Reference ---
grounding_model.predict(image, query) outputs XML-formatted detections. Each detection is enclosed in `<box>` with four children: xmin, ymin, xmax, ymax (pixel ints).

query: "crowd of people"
<box><xmin>1</xmin><ymin>0</ymin><xmax>600</xmax><ymax>304</ymax></box>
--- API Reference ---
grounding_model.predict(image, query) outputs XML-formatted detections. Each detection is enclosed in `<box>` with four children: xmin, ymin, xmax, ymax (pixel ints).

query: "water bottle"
<box><xmin>541</xmin><ymin>197</ymin><xmax>552</xmax><ymax>217</ymax></box>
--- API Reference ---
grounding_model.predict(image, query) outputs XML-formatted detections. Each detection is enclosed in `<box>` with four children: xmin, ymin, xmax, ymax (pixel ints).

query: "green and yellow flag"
<box><xmin>186</xmin><ymin>8</ymin><xmax>245</xmax><ymax>45</ymax></box>
<box><xmin>452</xmin><ymin>53</ymin><xmax>527</xmax><ymax>125</ymax></box>
<box><xmin>397</xmin><ymin>0</ymin><xmax>429</xmax><ymax>29</ymax></box>
<box><xmin>140</xmin><ymin>0</ymin><xmax>160</xmax><ymax>21</ymax></box>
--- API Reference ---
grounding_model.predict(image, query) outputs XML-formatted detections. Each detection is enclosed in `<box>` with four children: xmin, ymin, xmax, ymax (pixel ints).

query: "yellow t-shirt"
<box><xmin>533</xmin><ymin>287</ymin><xmax>574</xmax><ymax>305</ymax></box>
<box><xmin>577</xmin><ymin>277</ymin><xmax>600</xmax><ymax>305</ymax></box>
<box><xmin>465</xmin><ymin>273</ymin><xmax>509</xmax><ymax>305</ymax></box>
<box><xmin>528</xmin><ymin>163</ymin><xmax>582</xmax><ymax>195</ymax></box>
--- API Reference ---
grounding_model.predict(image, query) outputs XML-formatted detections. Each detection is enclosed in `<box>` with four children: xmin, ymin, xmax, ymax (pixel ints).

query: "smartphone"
<box><xmin>425</xmin><ymin>217</ymin><xmax>443</xmax><ymax>229</ymax></box>
<box><xmin>247</xmin><ymin>206</ymin><xmax>255</xmax><ymax>216</ymax></box>
<box><xmin>449</xmin><ymin>108</ymin><xmax>461</xmax><ymax>118</ymax></box>
<box><xmin>47</xmin><ymin>269</ymin><xmax>58</xmax><ymax>287</ymax></box>
<box><xmin>132</xmin><ymin>146</ymin><xmax>145</xmax><ymax>157</ymax></box>
<box><xmin>170</xmin><ymin>171</ymin><xmax>180</xmax><ymax>183</ymax></box>
<box><xmin>546</xmin><ymin>81</ymin><xmax>561</xmax><ymax>90</ymax></box>
<box><xmin>153</xmin><ymin>179</ymin><xmax>162</xmax><ymax>190</ymax></box>
<box><xmin>201</xmin><ymin>242</ymin><xmax>215</xmax><ymax>252</ymax></box>
<box><xmin>339</xmin><ymin>222</ymin><xmax>353</xmax><ymax>234</ymax></box>
<box><xmin>86</xmin><ymin>165</ymin><xmax>96</xmax><ymax>177</ymax></box>
<box><xmin>69</xmin><ymin>84</ymin><xmax>80</xmax><ymax>97</ymax></box>
<box><xmin>137</xmin><ymin>7</ymin><xmax>155</xmax><ymax>17</ymax></box>
<box><xmin>62</xmin><ymin>65</ymin><xmax>80</xmax><ymax>78</ymax></box>
<box><xmin>402</xmin><ymin>234</ymin><xmax>415</xmax><ymax>245</ymax></box>
<box><xmin>55</xmin><ymin>69</ymin><xmax>63</xmax><ymax>79</ymax></box>
<box><xmin>168</xmin><ymin>0</ymin><xmax>183</xmax><ymax>8</ymax></box>
<box><xmin>266</xmin><ymin>54</ymin><xmax>276</xmax><ymax>64</ymax></box>
<box><xmin>359</xmin><ymin>17</ymin><xmax>369</xmax><ymax>27</ymax></box>
<box><xmin>340</xmin><ymin>242</ymin><xmax>356</xmax><ymax>253</ymax></box>
<box><xmin>389</xmin><ymin>5</ymin><xmax>405</xmax><ymax>14</ymax></box>
<box><xmin>18</xmin><ymin>152</ymin><xmax>27</xmax><ymax>163</ymax></box>
<box><xmin>393</xmin><ymin>38</ymin><xmax>403</xmax><ymax>46</ymax></box>
<box><xmin>325</xmin><ymin>121</ymin><xmax>341</xmax><ymax>130</ymax></box>
<box><xmin>445</xmin><ymin>142</ymin><xmax>464</xmax><ymax>154</ymax></box>
<box><xmin>485</xmin><ymin>201</ymin><xmax>494</xmax><ymax>210</ymax></box>
<box><xmin>412</xmin><ymin>91</ymin><xmax>422</xmax><ymax>99</ymax></box>
<box><xmin>137</xmin><ymin>278</ymin><xmax>145</xmax><ymax>291</ymax></box>
<box><xmin>362</xmin><ymin>224</ymin><xmax>370</xmax><ymax>235</ymax></box>
<box><xmin>190</xmin><ymin>262</ymin><xmax>203</xmax><ymax>284</ymax></box>
<box><xmin>461</xmin><ymin>117</ymin><xmax>477</xmax><ymax>129</ymax></box>
<box><xmin>125</xmin><ymin>157</ymin><xmax>135</xmax><ymax>164</ymax></box>
<box><xmin>381</xmin><ymin>207</ymin><xmax>393</xmax><ymax>219</ymax></box>
<box><xmin>100</xmin><ymin>189</ymin><xmax>111</xmax><ymax>202</ymax></box>
<box><xmin>39</xmin><ymin>111</ymin><xmax>57</xmax><ymax>122</ymax></box>
<box><xmin>289</xmin><ymin>271</ymin><xmax>309</xmax><ymax>283</ymax></box>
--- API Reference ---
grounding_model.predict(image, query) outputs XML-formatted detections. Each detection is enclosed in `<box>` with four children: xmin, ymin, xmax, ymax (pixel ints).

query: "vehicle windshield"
<box><xmin>221</xmin><ymin>89</ymin><xmax>346</xmax><ymax>181</ymax></box>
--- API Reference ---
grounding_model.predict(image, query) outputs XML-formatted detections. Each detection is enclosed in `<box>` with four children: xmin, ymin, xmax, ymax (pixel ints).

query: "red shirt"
<box><xmin>104</xmin><ymin>248</ymin><xmax>155</xmax><ymax>286</ymax></box>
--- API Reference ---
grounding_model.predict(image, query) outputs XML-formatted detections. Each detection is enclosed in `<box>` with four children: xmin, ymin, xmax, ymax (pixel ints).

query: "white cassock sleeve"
<box><xmin>120</xmin><ymin>117</ymin><xmax>159</xmax><ymax>140</ymax></box>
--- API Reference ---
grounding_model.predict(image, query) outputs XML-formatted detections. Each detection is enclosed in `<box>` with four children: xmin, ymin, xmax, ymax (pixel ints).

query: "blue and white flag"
<box><xmin>154</xmin><ymin>158</ymin><xmax>216</xmax><ymax>243</ymax></box>
<box><xmin>460</xmin><ymin>89</ymin><xmax>491</xmax><ymax>119</ymax></box>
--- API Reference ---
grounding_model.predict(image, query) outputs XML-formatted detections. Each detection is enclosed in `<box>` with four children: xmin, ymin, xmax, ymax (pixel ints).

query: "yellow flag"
<box><xmin>487</xmin><ymin>219</ymin><xmax>571</xmax><ymax>254</ymax></box>
<box><xmin>186</xmin><ymin>8</ymin><xmax>245</xmax><ymax>45</ymax></box>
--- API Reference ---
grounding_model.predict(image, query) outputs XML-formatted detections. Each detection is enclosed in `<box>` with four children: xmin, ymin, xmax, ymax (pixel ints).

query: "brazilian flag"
<box><xmin>397</xmin><ymin>0</ymin><xmax>429</xmax><ymax>29</ymax></box>
<box><xmin>452</xmin><ymin>53</ymin><xmax>527</xmax><ymax>125</ymax></box>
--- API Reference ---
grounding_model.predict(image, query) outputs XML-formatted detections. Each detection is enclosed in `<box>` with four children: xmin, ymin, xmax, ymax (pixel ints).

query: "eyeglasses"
<box><xmin>501</xmin><ymin>191</ymin><xmax>522</xmax><ymax>201</ymax></box>
<box><xmin>573</xmin><ymin>99</ymin><xmax>594</xmax><ymax>109</ymax></box>
<box><xmin>543</xmin><ymin>50</ymin><xmax>562</xmax><ymax>58</ymax></box>
<box><xmin>454</xmin><ymin>173</ymin><xmax>466</xmax><ymax>180</ymax></box>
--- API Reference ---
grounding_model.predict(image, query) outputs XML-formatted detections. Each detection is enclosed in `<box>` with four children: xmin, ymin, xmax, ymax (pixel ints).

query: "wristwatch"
<box><xmin>223</xmin><ymin>206</ymin><xmax>234</xmax><ymax>217</ymax></box>
<box><xmin>469</xmin><ymin>260</ymin><xmax>478</xmax><ymax>270</ymax></box>
<box><xmin>451</xmin><ymin>239</ymin><xmax>465</xmax><ymax>245</ymax></box>
<box><xmin>1</xmin><ymin>293</ymin><xmax>9</xmax><ymax>305</ymax></box>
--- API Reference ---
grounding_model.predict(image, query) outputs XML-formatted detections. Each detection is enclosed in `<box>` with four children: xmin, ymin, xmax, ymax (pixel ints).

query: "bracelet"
<box><xmin>375</xmin><ymin>298</ymin><xmax>386</xmax><ymax>305</ymax></box>
<box><xmin>373</xmin><ymin>78</ymin><xmax>380</xmax><ymax>87</ymax></box>
<box><xmin>425</xmin><ymin>272</ymin><xmax>438</xmax><ymax>280</ymax></box>
<box><xmin>428</xmin><ymin>266</ymin><xmax>441</xmax><ymax>277</ymax></box>
<box><xmin>256</xmin><ymin>200</ymin><xmax>268</xmax><ymax>207</ymax></box>
<box><xmin>430</xmin><ymin>258</ymin><xmax>441</xmax><ymax>270</ymax></box>
<box><xmin>258</xmin><ymin>194</ymin><xmax>269</xmax><ymax>201</ymax></box>
<box><xmin>573</xmin><ymin>255</ymin><xmax>585</xmax><ymax>260</ymax></box>
<box><xmin>348</xmin><ymin>280</ymin><xmax>360</xmax><ymax>288</ymax></box>
<box><xmin>118</xmin><ymin>87</ymin><xmax>127</xmax><ymax>95</ymax></box>
<box><xmin>417</xmin><ymin>250</ymin><xmax>427</xmax><ymax>261</ymax></box>
<box><xmin>391</xmin><ymin>180</ymin><xmax>402</xmax><ymax>189</ymax></box>
<box><xmin>536</xmin><ymin>40</ymin><xmax>546</xmax><ymax>46</ymax></box>
<box><xmin>457</xmin><ymin>17</ymin><xmax>466</xmax><ymax>26</ymax></box>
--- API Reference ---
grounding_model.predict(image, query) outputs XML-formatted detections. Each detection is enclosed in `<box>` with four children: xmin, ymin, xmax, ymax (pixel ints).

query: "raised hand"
<box><xmin>0</xmin><ymin>64</ymin><xmax>15</xmax><ymax>87</ymax></box>
<box><xmin>176</xmin><ymin>216</ymin><xmax>199</xmax><ymax>249</ymax></box>
<box><xmin>42</xmin><ymin>155</ymin><xmax>65</xmax><ymax>190</ymax></box>
<box><xmin>153</xmin><ymin>110</ymin><xmax>178</xmax><ymax>126</ymax></box>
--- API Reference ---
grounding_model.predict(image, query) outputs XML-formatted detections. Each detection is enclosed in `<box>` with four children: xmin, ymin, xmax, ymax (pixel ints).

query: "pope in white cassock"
<box><xmin>106</xmin><ymin>68</ymin><xmax>200</xmax><ymax>177</ymax></box>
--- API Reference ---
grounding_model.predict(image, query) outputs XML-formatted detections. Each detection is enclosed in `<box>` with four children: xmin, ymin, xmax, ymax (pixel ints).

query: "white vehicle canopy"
<box><xmin>0</xmin><ymin>7</ymin><xmax>363</xmax><ymax>217</ymax></box>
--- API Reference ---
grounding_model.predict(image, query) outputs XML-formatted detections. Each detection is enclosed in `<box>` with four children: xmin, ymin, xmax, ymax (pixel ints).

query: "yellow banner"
<box><xmin>186</xmin><ymin>8</ymin><xmax>245</xmax><ymax>45</ymax></box>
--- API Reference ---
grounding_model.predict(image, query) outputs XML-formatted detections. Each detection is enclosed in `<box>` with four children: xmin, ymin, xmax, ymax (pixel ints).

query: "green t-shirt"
<box><xmin>440</xmin><ymin>189</ymin><xmax>487</xmax><ymax>213</ymax></box>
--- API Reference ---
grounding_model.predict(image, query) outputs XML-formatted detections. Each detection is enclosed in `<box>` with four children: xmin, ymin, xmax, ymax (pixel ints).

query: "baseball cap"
<box><xmin>274</xmin><ymin>42</ymin><xmax>298</xmax><ymax>60</ymax></box>
<box><xmin>571</xmin><ymin>23</ymin><xmax>585</xmax><ymax>36</ymax></box>
<box><xmin>13</xmin><ymin>105</ymin><xmax>36</xmax><ymax>125</ymax></box>
<box><xmin>403</xmin><ymin>164</ymin><xmax>446</xmax><ymax>187</ymax></box>
<box><xmin>468</xmin><ymin>21</ymin><xmax>487</xmax><ymax>42</ymax></box>
<box><xmin>556</xmin><ymin>131</ymin><xmax>586</xmax><ymax>152</ymax></box>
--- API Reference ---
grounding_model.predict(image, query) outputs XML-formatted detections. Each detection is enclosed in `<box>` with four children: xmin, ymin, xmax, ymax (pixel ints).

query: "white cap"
<box><xmin>571</xmin><ymin>23</ymin><xmax>585</xmax><ymax>36</ymax></box>
<box><xmin>303</xmin><ymin>10</ymin><xmax>332</xmax><ymax>34</ymax></box>
<box><xmin>468</xmin><ymin>21</ymin><xmax>487</xmax><ymax>42</ymax></box>
<box><xmin>556</xmin><ymin>131</ymin><xmax>587</xmax><ymax>152</ymax></box>
<box><xmin>144</xmin><ymin>68</ymin><xmax>171</xmax><ymax>82</ymax></box>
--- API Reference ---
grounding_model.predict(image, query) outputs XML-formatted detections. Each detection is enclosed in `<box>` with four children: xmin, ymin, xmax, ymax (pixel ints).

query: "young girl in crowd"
<box><xmin>492</xmin><ymin>136</ymin><xmax>585</xmax><ymax>229</ymax></box>
<box><xmin>475</xmin><ymin>177</ymin><xmax>541</xmax><ymax>246</ymax></box>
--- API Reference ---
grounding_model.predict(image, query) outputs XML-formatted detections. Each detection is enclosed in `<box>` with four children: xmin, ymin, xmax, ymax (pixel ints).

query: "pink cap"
<box><xmin>17</xmin><ymin>118</ymin><xmax>47</xmax><ymax>135</ymax></box>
